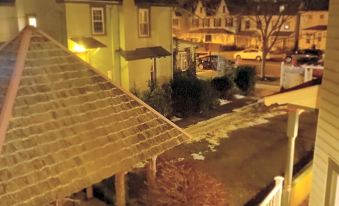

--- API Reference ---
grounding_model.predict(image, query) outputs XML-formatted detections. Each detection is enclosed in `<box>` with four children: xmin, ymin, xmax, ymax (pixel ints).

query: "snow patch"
<box><xmin>234</xmin><ymin>94</ymin><xmax>245</xmax><ymax>99</ymax></box>
<box><xmin>219</xmin><ymin>99</ymin><xmax>231</xmax><ymax>106</ymax></box>
<box><xmin>171</xmin><ymin>116</ymin><xmax>182</xmax><ymax>122</ymax></box>
<box><xmin>191</xmin><ymin>152</ymin><xmax>205</xmax><ymax>160</ymax></box>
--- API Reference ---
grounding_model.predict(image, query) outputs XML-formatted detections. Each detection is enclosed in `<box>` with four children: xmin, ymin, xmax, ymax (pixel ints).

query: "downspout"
<box><xmin>109</xmin><ymin>4</ymin><xmax>121</xmax><ymax>85</ymax></box>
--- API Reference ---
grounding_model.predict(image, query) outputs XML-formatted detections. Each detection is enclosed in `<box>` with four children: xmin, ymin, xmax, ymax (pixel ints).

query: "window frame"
<box><xmin>325</xmin><ymin>159</ymin><xmax>339</xmax><ymax>206</ymax></box>
<box><xmin>90</xmin><ymin>6</ymin><xmax>106</xmax><ymax>36</ymax></box>
<box><xmin>214</xmin><ymin>18</ymin><xmax>221</xmax><ymax>27</ymax></box>
<box><xmin>138</xmin><ymin>7</ymin><xmax>151</xmax><ymax>38</ymax></box>
<box><xmin>245</xmin><ymin>20</ymin><xmax>251</xmax><ymax>29</ymax></box>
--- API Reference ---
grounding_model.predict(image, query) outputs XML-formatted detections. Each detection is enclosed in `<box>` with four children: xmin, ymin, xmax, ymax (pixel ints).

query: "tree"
<box><xmin>245</xmin><ymin>0</ymin><xmax>303</xmax><ymax>79</ymax></box>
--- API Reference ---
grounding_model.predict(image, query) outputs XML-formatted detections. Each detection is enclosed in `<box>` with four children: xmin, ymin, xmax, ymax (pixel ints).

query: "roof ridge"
<box><xmin>0</xmin><ymin>26</ymin><xmax>33</xmax><ymax>153</ymax></box>
<box><xmin>32</xmin><ymin>27</ymin><xmax>192</xmax><ymax>141</ymax></box>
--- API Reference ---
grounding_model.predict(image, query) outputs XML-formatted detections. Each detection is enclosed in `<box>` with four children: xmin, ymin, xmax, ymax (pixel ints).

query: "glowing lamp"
<box><xmin>73</xmin><ymin>43</ymin><xmax>86</xmax><ymax>53</ymax></box>
<box><xmin>28</xmin><ymin>16</ymin><xmax>37</xmax><ymax>27</ymax></box>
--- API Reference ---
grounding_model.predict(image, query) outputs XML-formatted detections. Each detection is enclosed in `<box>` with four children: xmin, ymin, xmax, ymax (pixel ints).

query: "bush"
<box><xmin>211</xmin><ymin>75</ymin><xmax>234</xmax><ymax>98</ymax></box>
<box><xmin>234</xmin><ymin>66</ymin><xmax>256</xmax><ymax>95</ymax></box>
<box><xmin>171</xmin><ymin>75</ymin><xmax>218</xmax><ymax>116</ymax></box>
<box><xmin>143</xmin><ymin>160</ymin><xmax>228</xmax><ymax>206</ymax></box>
<box><xmin>142</xmin><ymin>84</ymin><xmax>172</xmax><ymax>117</ymax></box>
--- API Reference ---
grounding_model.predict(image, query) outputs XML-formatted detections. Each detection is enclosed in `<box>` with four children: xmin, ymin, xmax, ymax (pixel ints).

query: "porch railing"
<box><xmin>259</xmin><ymin>176</ymin><xmax>284</xmax><ymax>206</ymax></box>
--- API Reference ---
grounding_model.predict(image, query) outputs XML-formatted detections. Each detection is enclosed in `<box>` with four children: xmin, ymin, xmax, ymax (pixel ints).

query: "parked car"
<box><xmin>233</xmin><ymin>49</ymin><xmax>270</xmax><ymax>61</ymax></box>
<box><xmin>284</xmin><ymin>49</ymin><xmax>324</xmax><ymax>63</ymax></box>
<box><xmin>197</xmin><ymin>55</ymin><xmax>235</xmax><ymax>70</ymax></box>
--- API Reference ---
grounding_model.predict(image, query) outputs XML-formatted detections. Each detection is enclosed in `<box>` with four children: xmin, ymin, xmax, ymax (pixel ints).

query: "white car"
<box><xmin>234</xmin><ymin>49</ymin><xmax>271</xmax><ymax>61</ymax></box>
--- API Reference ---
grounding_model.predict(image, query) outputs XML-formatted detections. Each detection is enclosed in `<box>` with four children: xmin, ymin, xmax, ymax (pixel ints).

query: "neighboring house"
<box><xmin>299</xmin><ymin>10</ymin><xmax>328</xmax><ymax>50</ymax></box>
<box><xmin>61</xmin><ymin>0</ymin><xmax>175</xmax><ymax>92</ymax></box>
<box><xmin>0</xmin><ymin>0</ymin><xmax>18</xmax><ymax>43</ymax></box>
<box><xmin>176</xmin><ymin>0</ymin><xmax>237</xmax><ymax>47</ymax></box>
<box><xmin>0</xmin><ymin>26</ymin><xmax>190</xmax><ymax>206</ymax></box>
<box><xmin>0</xmin><ymin>0</ymin><xmax>67</xmax><ymax>45</ymax></box>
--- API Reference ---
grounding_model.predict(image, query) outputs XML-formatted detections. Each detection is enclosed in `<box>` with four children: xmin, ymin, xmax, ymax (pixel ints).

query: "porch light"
<box><xmin>73</xmin><ymin>43</ymin><xmax>86</xmax><ymax>53</ymax></box>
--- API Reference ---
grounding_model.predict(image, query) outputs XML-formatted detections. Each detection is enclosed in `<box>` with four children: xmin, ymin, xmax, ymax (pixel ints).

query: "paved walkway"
<box><xmin>164</xmin><ymin>104</ymin><xmax>317</xmax><ymax>206</ymax></box>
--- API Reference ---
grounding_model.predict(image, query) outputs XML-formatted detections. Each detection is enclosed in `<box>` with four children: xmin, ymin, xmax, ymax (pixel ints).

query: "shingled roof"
<box><xmin>0</xmin><ymin>26</ymin><xmax>190</xmax><ymax>206</ymax></box>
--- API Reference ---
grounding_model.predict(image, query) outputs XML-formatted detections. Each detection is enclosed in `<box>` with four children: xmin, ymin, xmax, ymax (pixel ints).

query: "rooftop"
<box><xmin>0</xmin><ymin>26</ymin><xmax>190</xmax><ymax>205</ymax></box>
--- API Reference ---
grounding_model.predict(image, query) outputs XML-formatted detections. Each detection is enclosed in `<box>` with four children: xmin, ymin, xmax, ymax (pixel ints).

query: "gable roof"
<box><xmin>0</xmin><ymin>26</ymin><xmax>190</xmax><ymax>205</ymax></box>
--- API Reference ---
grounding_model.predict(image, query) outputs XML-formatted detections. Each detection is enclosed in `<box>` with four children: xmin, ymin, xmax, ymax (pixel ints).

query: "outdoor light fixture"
<box><xmin>27</xmin><ymin>15</ymin><xmax>37</xmax><ymax>27</ymax></box>
<box><xmin>72</xmin><ymin>43</ymin><xmax>86</xmax><ymax>53</ymax></box>
<box><xmin>284</xmin><ymin>25</ymin><xmax>290</xmax><ymax>30</ymax></box>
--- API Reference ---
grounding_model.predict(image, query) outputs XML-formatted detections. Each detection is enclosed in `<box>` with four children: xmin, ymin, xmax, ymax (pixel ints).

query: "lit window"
<box><xmin>138</xmin><ymin>8</ymin><xmax>150</xmax><ymax>37</ymax></box>
<box><xmin>27</xmin><ymin>15</ymin><xmax>37</xmax><ymax>27</ymax></box>
<box><xmin>91</xmin><ymin>7</ymin><xmax>105</xmax><ymax>35</ymax></box>
<box><xmin>222</xmin><ymin>6</ymin><xmax>226</xmax><ymax>13</ymax></box>
<box><xmin>279</xmin><ymin>5</ymin><xmax>285</xmax><ymax>13</ymax></box>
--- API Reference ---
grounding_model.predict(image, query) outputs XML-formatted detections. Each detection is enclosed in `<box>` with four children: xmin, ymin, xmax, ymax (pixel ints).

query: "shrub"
<box><xmin>142</xmin><ymin>84</ymin><xmax>172</xmax><ymax>117</ymax></box>
<box><xmin>171</xmin><ymin>75</ymin><xmax>218</xmax><ymax>116</ymax></box>
<box><xmin>143</xmin><ymin>160</ymin><xmax>228</xmax><ymax>206</ymax></box>
<box><xmin>211</xmin><ymin>75</ymin><xmax>234</xmax><ymax>98</ymax></box>
<box><xmin>234</xmin><ymin>66</ymin><xmax>256</xmax><ymax>95</ymax></box>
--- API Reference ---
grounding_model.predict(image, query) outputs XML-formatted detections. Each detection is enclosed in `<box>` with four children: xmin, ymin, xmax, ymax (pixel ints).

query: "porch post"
<box><xmin>146</xmin><ymin>156</ymin><xmax>157</xmax><ymax>188</ymax></box>
<box><xmin>282</xmin><ymin>106</ymin><xmax>303</xmax><ymax>206</ymax></box>
<box><xmin>86</xmin><ymin>186</ymin><xmax>93</xmax><ymax>199</ymax></box>
<box><xmin>115</xmin><ymin>172</ymin><xmax>126</xmax><ymax>206</ymax></box>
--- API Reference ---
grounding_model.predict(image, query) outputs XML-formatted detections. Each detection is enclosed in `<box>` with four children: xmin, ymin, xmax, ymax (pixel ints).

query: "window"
<box><xmin>173</xmin><ymin>19</ymin><xmax>179</xmax><ymax>26</ymax></box>
<box><xmin>325</xmin><ymin>159</ymin><xmax>339</xmax><ymax>206</ymax></box>
<box><xmin>91</xmin><ymin>7</ymin><xmax>105</xmax><ymax>35</ymax></box>
<box><xmin>205</xmin><ymin>34</ymin><xmax>212</xmax><ymax>42</ymax></box>
<box><xmin>203</xmin><ymin>18</ymin><xmax>210</xmax><ymax>27</ymax></box>
<box><xmin>225</xmin><ymin>17</ymin><xmax>233</xmax><ymax>27</ymax></box>
<box><xmin>222</xmin><ymin>6</ymin><xmax>226</xmax><ymax>13</ymax></box>
<box><xmin>200</xmin><ymin>7</ymin><xmax>203</xmax><ymax>14</ymax></box>
<box><xmin>308</xmin><ymin>15</ymin><xmax>313</xmax><ymax>20</ymax></box>
<box><xmin>192</xmin><ymin>18</ymin><xmax>199</xmax><ymax>28</ymax></box>
<box><xmin>214</xmin><ymin>18</ymin><xmax>221</xmax><ymax>27</ymax></box>
<box><xmin>245</xmin><ymin>20</ymin><xmax>251</xmax><ymax>29</ymax></box>
<box><xmin>138</xmin><ymin>8</ymin><xmax>150</xmax><ymax>37</ymax></box>
<box><xmin>27</xmin><ymin>14</ymin><xmax>37</xmax><ymax>27</ymax></box>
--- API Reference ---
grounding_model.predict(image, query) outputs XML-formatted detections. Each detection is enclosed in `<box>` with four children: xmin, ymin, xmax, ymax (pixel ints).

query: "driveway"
<box><xmin>164</xmin><ymin>104</ymin><xmax>317</xmax><ymax>206</ymax></box>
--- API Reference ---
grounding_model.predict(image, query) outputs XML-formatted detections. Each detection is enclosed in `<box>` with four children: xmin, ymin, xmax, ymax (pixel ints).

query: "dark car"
<box><xmin>197</xmin><ymin>55</ymin><xmax>235</xmax><ymax>70</ymax></box>
<box><xmin>285</xmin><ymin>49</ymin><xmax>324</xmax><ymax>63</ymax></box>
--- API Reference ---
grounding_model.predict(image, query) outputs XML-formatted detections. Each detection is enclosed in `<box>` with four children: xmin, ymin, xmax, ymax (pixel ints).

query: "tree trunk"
<box><xmin>260</xmin><ymin>40</ymin><xmax>268</xmax><ymax>80</ymax></box>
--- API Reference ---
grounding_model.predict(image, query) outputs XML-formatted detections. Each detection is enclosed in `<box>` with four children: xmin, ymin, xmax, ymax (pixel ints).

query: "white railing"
<box><xmin>260</xmin><ymin>176</ymin><xmax>284</xmax><ymax>206</ymax></box>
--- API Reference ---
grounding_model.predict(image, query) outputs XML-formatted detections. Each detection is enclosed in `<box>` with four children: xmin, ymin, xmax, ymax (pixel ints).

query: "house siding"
<box><xmin>0</xmin><ymin>5</ymin><xmax>18</xmax><ymax>42</ymax></box>
<box><xmin>310</xmin><ymin>0</ymin><xmax>339</xmax><ymax>205</ymax></box>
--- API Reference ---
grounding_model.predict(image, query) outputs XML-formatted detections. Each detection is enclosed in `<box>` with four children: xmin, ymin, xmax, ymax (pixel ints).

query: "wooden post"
<box><xmin>282</xmin><ymin>106</ymin><xmax>303</xmax><ymax>206</ymax></box>
<box><xmin>86</xmin><ymin>186</ymin><xmax>93</xmax><ymax>200</ymax></box>
<box><xmin>146</xmin><ymin>156</ymin><xmax>157</xmax><ymax>188</ymax></box>
<box><xmin>115</xmin><ymin>172</ymin><xmax>126</xmax><ymax>206</ymax></box>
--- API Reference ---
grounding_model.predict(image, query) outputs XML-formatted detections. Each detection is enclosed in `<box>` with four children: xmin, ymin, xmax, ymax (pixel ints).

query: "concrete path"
<box><xmin>164</xmin><ymin>104</ymin><xmax>317</xmax><ymax>206</ymax></box>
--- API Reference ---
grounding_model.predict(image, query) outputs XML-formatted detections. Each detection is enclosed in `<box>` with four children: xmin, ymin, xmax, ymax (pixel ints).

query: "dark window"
<box><xmin>203</xmin><ymin>18</ymin><xmax>210</xmax><ymax>27</ymax></box>
<box><xmin>245</xmin><ymin>20</ymin><xmax>250</xmax><ymax>29</ymax></box>
<box><xmin>205</xmin><ymin>34</ymin><xmax>212</xmax><ymax>42</ymax></box>
<box><xmin>214</xmin><ymin>18</ymin><xmax>221</xmax><ymax>27</ymax></box>
<box><xmin>138</xmin><ymin>8</ymin><xmax>150</xmax><ymax>37</ymax></box>
<box><xmin>225</xmin><ymin>17</ymin><xmax>233</xmax><ymax>27</ymax></box>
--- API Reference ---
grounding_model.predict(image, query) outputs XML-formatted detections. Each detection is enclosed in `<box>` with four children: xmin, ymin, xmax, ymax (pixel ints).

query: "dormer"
<box><xmin>216</xmin><ymin>0</ymin><xmax>229</xmax><ymax>16</ymax></box>
<box><xmin>194</xmin><ymin>0</ymin><xmax>206</xmax><ymax>17</ymax></box>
